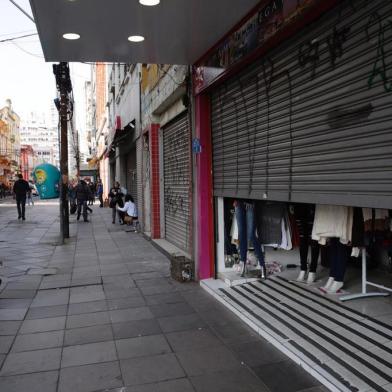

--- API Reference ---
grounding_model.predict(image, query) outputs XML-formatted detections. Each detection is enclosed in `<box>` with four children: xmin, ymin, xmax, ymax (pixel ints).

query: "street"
<box><xmin>0</xmin><ymin>200</ymin><xmax>325</xmax><ymax>392</ymax></box>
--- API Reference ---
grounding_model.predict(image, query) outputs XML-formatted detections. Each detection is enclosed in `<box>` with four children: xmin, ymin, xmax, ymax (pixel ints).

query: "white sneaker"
<box><xmin>327</xmin><ymin>281</ymin><xmax>344</xmax><ymax>294</ymax></box>
<box><xmin>307</xmin><ymin>272</ymin><xmax>316</xmax><ymax>284</ymax></box>
<box><xmin>296</xmin><ymin>270</ymin><xmax>306</xmax><ymax>282</ymax></box>
<box><xmin>320</xmin><ymin>277</ymin><xmax>334</xmax><ymax>293</ymax></box>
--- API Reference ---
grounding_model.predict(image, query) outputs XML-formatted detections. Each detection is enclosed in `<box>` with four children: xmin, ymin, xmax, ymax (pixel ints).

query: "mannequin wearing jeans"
<box><xmin>235</xmin><ymin>200</ymin><xmax>266</xmax><ymax>279</ymax></box>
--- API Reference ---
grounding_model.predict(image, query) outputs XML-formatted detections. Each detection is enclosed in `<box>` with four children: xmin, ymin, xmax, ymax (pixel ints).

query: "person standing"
<box><xmin>88</xmin><ymin>181</ymin><xmax>96</xmax><ymax>205</ymax></box>
<box><xmin>13</xmin><ymin>174</ymin><xmax>30</xmax><ymax>220</ymax></box>
<box><xmin>109</xmin><ymin>181</ymin><xmax>124</xmax><ymax>224</ymax></box>
<box><xmin>27</xmin><ymin>182</ymin><xmax>35</xmax><ymax>206</ymax></box>
<box><xmin>96</xmin><ymin>179</ymin><xmax>104</xmax><ymax>208</ymax></box>
<box><xmin>75</xmin><ymin>179</ymin><xmax>91</xmax><ymax>222</ymax></box>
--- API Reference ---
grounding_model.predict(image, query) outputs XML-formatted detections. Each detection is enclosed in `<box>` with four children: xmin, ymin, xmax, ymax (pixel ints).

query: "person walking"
<box><xmin>96</xmin><ymin>179</ymin><xmax>104</xmax><ymax>208</ymax></box>
<box><xmin>88</xmin><ymin>181</ymin><xmax>96</xmax><ymax>205</ymax></box>
<box><xmin>13</xmin><ymin>174</ymin><xmax>30</xmax><ymax>220</ymax></box>
<box><xmin>75</xmin><ymin>179</ymin><xmax>91</xmax><ymax>222</ymax></box>
<box><xmin>69</xmin><ymin>180</ymin><xmax>77</xmax><ymax>214</ymax></box>
<box><xmin>109</xmin><ymin>181</ymin><xmax>124</xmax><ymax>224</ymax></box>
<box><xmin>27</xmin><ymin>182</ymin><xmax>35</xmax><ymax>206</ymax></box>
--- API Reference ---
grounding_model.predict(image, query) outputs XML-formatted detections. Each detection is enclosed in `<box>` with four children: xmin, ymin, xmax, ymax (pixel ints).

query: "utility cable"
<box><xmin>8</xmin><ymin>0</ymin><xmax>35</xmax><ymax>23</ymax></box>
<box><xmin>0</xmin><ymin>33</ymin><xmax>38</xmax><ymax>43</ymax></box>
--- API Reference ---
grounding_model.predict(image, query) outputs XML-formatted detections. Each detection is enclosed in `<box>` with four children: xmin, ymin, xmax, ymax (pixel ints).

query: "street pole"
<box><xmin>53</xmin><ymin>62</ymin><xmax>71</xmax><ymax>242</ymax></box>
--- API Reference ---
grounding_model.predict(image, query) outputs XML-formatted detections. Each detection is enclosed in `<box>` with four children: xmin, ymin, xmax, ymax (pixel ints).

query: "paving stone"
<box><xmin>0</xmin><ymin>348</ymin><xmax>62</xmax><ymax>376</ymax></box>
<box><xmin>20</xmin><ymin>316</ymin><xmax>66</xmax><ymax>334</ymax></box>
<box><xmin>120</xmin><ymin>353</ymin><xmax>185</xmax><ymax>386</ymax></box>
<box><xmin>0</xmin><ymin>299</ymin><xmax>32</xmax><ymax>309</ymax></box>
<box><xmin>64</xmin><ymin>324</ymin><xmax>113</xmax><ymax>346</ymax></box>
<box><xmin>104</xmin><ymin>288</ymin><xmax>141</xmax><ymax>300</ymax></box>
<box><xmin>26</xmin><ymin>304</ymin><xmax>68</xmax><ymax>319</ymax></box>
<box><xmin>139</xmin><ymin>285</ymin><xmax>177</xmax><ymax>296</ymax></box>
<box><xmin>58</xmin><ymin>361</ymin><xmax>123</xmax><ymax>392</ymax></box>
<box><xmin>0</xmin><ymin>370</ymin><xmax>59</xmax><ymax>392</ymax></box>
<box><xmin>61</xmin><ymin>340</ymin><xmax>117</xmax><ymax>367</ymax></box>
<box><xmin>0</xmin><ymin>308</ymin><xmax>27</xmax><ymax>321</ymax></box>
<box><xmin>102</xmin><ymin>275</ymin><xmax>135</xmax><ymax>289</ymax></box>
<box><xmin>124</xmin><ymin>378</ymin><xmax>195</xmax><ymax>392</ymax></box>
<box><xmin>115</xmin><ymin>334</ymin><xmax>171</xmax><ymax>359</ymax></box>
<box><xmin>109</xmin><ymin>307</ymin><xmax>154</xmax><ymax>323</ymax></box>
<box><xmin>0</xmin><ymin>290</ymin><xmax>36</xmax><ymax>299</ymax></box>
<box><xmin>112</xmin><ymin>319</ymin><xmax>162</xmax><ymax>340</ymax></box>
<box><xmin>0</xmin><ymin>336</ymin><xmax>14</xmax><ymax>354</ymax></box>
<box><xmin>69</xmin><ymin>285</ymin><xmax>105</xmax><ymax>304</ymax></box>
<box><xmin>166</xmin><ymin>328</ymin><xmax>223</xmax><ymax>352</ymax></box>
<box><xmin>176</xmin><ymin>346</ymin><xmax>243</xmax><ymax>376</ymax></box>
<box><xmin>190</xmin><ymin>368</ymin><xmax>270</xmax><ymax>392</ymax></box>
<box><xmin>66</xmin><ymin>311</ymin><xmax>110</xmax><ymax>329</ymax></box>
<box><xmin>30</xmin><ymin>289</ymin><xmax>69</xmax><ymax>307</ymax></box>
<box><xmin>0</xmin><ymin>354</ymin><xmax>4</xmax><ymax>367</ymax></box>
<box><xmin>158</xmin><ymin>313</ymin><xmax>207</xmax><ymax>333</ymax></box>
<box><xmin>67</xmin><ymin>300</ymin><xmax>108</xmax><ymax>315</ymax></box>
<box><xmin>107</xmin><ymin>296</ymin><xmax>146</xmax><ymax>310</ymax></box>
<box><xmin>149</xmin><ymin>302</ymin><xmax>195</xmax><ymax>318</ymax></box>
<box><xmin>144</xmin><ymin>292</ymin><xmax>185</xmax><ymax>306</ymax></box>
<box><xmin>12</xmin><ymin>330</ymin><xmax>64</xmax><ymax>352</ymax></box>
<box><xmin>131</xmin><ymin>272</ymin><xmax>164</xmax><ymax>281</ymax></box>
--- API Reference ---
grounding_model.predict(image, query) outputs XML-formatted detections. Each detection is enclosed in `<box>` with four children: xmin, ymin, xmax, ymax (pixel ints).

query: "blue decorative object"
<box><xmin>192</xmin><ymin>138</ymin><xmax>202</xmax><ymax>154</ymax></box>
<box><xmin>32</xmin><ymin>163</ymin><xmax>61</xmax><ymax>199</ymax></box>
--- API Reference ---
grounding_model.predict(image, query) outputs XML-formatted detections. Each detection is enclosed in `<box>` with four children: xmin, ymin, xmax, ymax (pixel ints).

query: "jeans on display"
<box><xmin>224</xmin><ymin>198</ymin><xmax>236</xmax><ymax>256</ymax></box>
<box><xmin>235</xmin><ymin>201</ymin><xmax>265</xmax><ymax>267</ymax></box>
<box><xmin>16</xmin><ymin>196</ymin><xmax>26</xmax><ymax>218</ymax></box>
<box><xmin>329</xmin><ymin>237</ymin><xmax>350</xmax><ymax>282</ymax></box>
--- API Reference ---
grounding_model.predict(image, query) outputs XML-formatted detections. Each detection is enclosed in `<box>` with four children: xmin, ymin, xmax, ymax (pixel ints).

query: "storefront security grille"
<box><xmin>163</xmin><ymin>113</ymin><xmax>191</xmax><ymax>252</ymax></box>
<box><xmin>211</xmin><ymin>0</ymin><xmax>392</xmax><ymax>209</ymax></box>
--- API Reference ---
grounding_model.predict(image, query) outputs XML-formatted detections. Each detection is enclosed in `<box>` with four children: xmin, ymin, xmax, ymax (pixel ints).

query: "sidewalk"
<box><xmin>0</xmin><ymin>200</ymin><xmax>326</xmax><ymax>392</ymax></box>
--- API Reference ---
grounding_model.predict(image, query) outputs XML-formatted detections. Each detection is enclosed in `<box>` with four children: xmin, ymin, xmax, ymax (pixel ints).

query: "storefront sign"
<box><xmin>194</xmin><ymin>0</ymin><xmax>316</xmax><ymax>94</ymax></box>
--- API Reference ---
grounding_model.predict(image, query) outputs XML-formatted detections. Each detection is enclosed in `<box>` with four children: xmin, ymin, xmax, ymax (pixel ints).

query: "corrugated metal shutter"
<box><xmin>211</xmin><ymin>0</ymin><xmax>392</xmax><ymax>209</ymax></box>
<box><xmin>136</xmin><ymin>136</ymin><xmax>143</xmax><ymax>223</ymax></box>
<box><xmin>163</xmin><ymin>112</ymin><xmax>191</xmax><ymax>252</ymax></box>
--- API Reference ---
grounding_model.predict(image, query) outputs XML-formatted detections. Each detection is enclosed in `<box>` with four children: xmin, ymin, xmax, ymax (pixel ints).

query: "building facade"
<box><xmin>20</xmin><ymin>145</ymin><xmax>37</xmax><ymax>181</ymax></box>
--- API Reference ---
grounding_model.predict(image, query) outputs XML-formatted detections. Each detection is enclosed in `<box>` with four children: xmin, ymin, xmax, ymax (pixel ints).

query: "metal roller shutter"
<box><xmin>163</xmin><ymin>113</ymin><xmax>191</xmax><ymax>252</ymax></box>
<box><xmin>136</xmin><ymin>136</ymin><xmax>143</xmax><ymax>223</ymax></box>
<box><xmin>211</xmin><ymin>0</ymin><xmax>392</xmax><ymax>209</ymax></box>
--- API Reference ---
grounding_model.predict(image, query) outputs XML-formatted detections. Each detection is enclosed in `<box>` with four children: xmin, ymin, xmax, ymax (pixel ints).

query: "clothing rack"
<box><xmin>340</xmin><ymin>249</ymin><xmax>391</xmax><ymax>302</ymax></box>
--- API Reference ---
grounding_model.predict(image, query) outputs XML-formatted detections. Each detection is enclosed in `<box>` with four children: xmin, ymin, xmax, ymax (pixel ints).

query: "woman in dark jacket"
<box><xmin>109</xmin><ymin>181</ymin><xmax>124</xmax><ymax>224</ymax></box>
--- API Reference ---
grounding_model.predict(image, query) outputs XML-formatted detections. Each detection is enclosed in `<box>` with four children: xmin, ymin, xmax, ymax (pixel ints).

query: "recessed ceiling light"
<box><xmin>63</xmin><ymin>33</ymin><xmax>80</xmax><ymax>40</ymax></box>
<box><xmin>128</xmin><ymin>35</ymin><xmax>145</xmax><ymax>42</ymax></box>
<box><xmin>139</xmin><ymin>0</ymin><xmax>160</xmax><ymax>5</ymax></box>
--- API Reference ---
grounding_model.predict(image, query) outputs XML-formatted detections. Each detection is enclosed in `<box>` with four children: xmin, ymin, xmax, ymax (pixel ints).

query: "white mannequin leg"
<box><xmin>296</xmin><ymin>270</ymin><xmax>306</xmax><ymax>282</ymax></box>
<box><xmin>320</xmin><ymin>277</ymin><xmax>335</xmax><ymax>293</ymax></box>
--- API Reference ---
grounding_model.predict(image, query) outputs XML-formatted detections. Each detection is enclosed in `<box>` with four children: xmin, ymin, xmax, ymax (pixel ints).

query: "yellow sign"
<box><xmin>35</xmin><ymin>169</ymin><xmax>47</xmax><ymax>184</ymax></box>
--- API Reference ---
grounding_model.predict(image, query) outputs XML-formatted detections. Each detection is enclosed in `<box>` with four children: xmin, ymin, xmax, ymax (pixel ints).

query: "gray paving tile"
<box><xmin>12</xmin><ymin>330</ymin><xmax>64</xmax><ymax>352</ymax></box>
<box><xmin>125</xmin><ymin>378</ymin><xmax>195</xmax><ymax>392</ymax></box>
<box><xmin>252</xmin><ymin>360</ymin><xmax>321</xmax><ymax>392</ymax></box>
<box><xmin>115</xmin><ymin>334</ymin><xmax>171</xmax><ymax>359</ymax></box>
<box><xmin>67</xmin><ymin>300</ymin><xmax>108</xmax><ymax>315</ymax></box>
<box><xmin>61</xmin><ymin>340</ymin><xmax>117</xmax><ymax>367</ymax></box>
<box><xmin>166</xmin><ymin>329</ymin><xmax>223</xmax><ymax>352</ymax></box>
<box><xmin>64</xmin><ymin>324</ymin><xmax>113</xmax><ymax>346</ymax></box>
<box><xmin>149</xmin><ymin>302</ymin><xmax>195</xmax><ymax>318</ymax></box>
<box><xmin>176</xmin><ymin>346</ymin><xmax>243</xmax><ymax>376</ymax></box>
<box><xmin>66</xmin><ymin>311</ymin><xmax>110</xmax><ymax>329</ymax></box>
<box><xmin>0</xmin><ymin>370</ymin><xmax>59</xmax><ymax>392</ymax></box>
<box><xmin>109</xmin><ymin>307</ymin><xmax>154</xmax><ymax>323</ymax></box>
<box><xmin>190</xmin><ymin>368</ymin><xmax>270</xmax><ymax>392</ymax></box>
<box><xmin>20</xmin><ymin>316</ymin><xmax>66</xmax><ymax>334</ymax></box>
<box><xmin>158</xmin><ymin>313</ymin><xmax>207</xmax><ymax>333</ymax></box>
<box><xmin>30</xmin><ymin>288</ymin><xmax>69</xmax><ymax>307</ymax></box>
<box><xmin>0</xmin><ymin>336</ymin><xmax>13</xmax><ymax>354</ymax></box>
<box><xmin>0</xmin><ymin>308</ymin><xmax>27</xmax><ymax>321</ymax></box>
<box><xmin>0</xmin><ymin>354</ymin><xmax>4</xmax><ymax>367</ymax></box>
<box><xmin>112</xmin><ymin>319</ymin><xmax>162</xmax><ymax>339</ymax></box>
<box><xmin>107</xmin><ymin>296</ymin><xmax>146</xmax><ymax>310</ymax></box>
<box><xmin>139</xmin><ymin>285</ymin><xmax>177</xmax><ymax>296</ymax></box>
<box><xmin>0</xmin><ymin>290</ymin><xmax>36</xmax><ymax>299</ymax></box>
<box><xmin>102</xmin><ymin>275</ymin><xmax>135</xmax><ymax>289</ymax></box>
<box><xmin>0</xmin><ymin>348</ymin><xmax>62</xmax><ymax>376</ymax></box>
<box><xmin>69</xmin><ymin>285</ymin><xmax>105</xmax><ymax>304</ymax></box>
<box><xmin>144</xmin><ymin>292</ymin><xmax>185</xmax><ymax>306</ymax></box>
<box><xmin>26</xmin><ymin>304</ymin><xmax>68</xmax><ymax>319</ymax></box>
<box><xmin>104</xmin><ymin>288</ymin><xmax>141</xmax><ymax>300</ymax></box>
<box><xmin>58</xmin><ymin>361</ymin><xmax>123</xmax><ymax>392</ymax></box>
<box><xmin>0</xmin><ymin>299</ymin><xmax>32</xmax><ymax>309</ymax></box>
<box><xmin>120</xmin><ymin>353</ymin><xmax>185</xmax><ymax>386</ymax></box>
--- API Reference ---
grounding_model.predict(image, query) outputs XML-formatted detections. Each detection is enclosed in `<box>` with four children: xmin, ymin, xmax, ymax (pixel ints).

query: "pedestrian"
<box><xmin>13</xmin><ymin>174</ymin><xmax>30</xmax><ymax>221</ymax></box>
<box><xmin>75</xmin><ymin>179</ymin><xmax>91</xmax><ymax>222</ymax></box>
<box><xmin>27</xmin><ymin>182</ymin><xmax>35</xmax><ymax>206</ymax></box>
<box><xmin>88</xmin><ymin>181</ymin><xmax>96</xmax><ymax>205</ymax></box>
<box><xmin>117</xmin><ymin>194</ymin><xmax>138</xmax><ymax>226</ymax></box>
<box><xmin>68</xmin><ymin>180</ymin><xmax>77</xmax><ymax>214</ymax></box>
<box><xmin>109</xmin><ymin>181</ymin><xmax>124</xmax><ymax>224</ymax></box>
<box><xmin>96</xmin><ymin>179</ymin><xmax>104</xmax><ymax>208</ymax></box>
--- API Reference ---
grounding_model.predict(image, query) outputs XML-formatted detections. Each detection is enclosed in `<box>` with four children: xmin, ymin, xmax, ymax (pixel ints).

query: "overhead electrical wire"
<box><xmin>0</xmin><ymin>32</ymin><xmax>38</xmax><ymax>43</ymax></box>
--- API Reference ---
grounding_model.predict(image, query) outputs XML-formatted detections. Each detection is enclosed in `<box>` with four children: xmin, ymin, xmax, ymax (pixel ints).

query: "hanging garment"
<box><xmin>256</xmin><ymin>202</ymin><xmax>286</xmax><ymax>245</ymax></box>
<box><xmin>311</xmin><ymin>205</ymin><xmax>353</xmax><ymax>245</ymax></box>
<box><xmin>363</xmin><ymin>208</ymin><xmax>389</xmax><ymax>232</ymax></box>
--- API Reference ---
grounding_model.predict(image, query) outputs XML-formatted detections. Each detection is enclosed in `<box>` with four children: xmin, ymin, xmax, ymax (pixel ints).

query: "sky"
<box><xmin>0</xmin><ymin>0</ymin><xmax>90</xmax><ymax>150</ymax></box>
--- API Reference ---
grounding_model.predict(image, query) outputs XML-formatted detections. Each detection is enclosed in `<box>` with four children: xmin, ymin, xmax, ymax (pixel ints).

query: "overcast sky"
<box><xmin>0</xmin><ymin>0</ymin><xmax>90</xmax><ymax>142</ymax></box>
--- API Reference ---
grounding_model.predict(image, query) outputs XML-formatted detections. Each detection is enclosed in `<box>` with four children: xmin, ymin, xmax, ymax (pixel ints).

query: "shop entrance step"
<box><xmin>201</xmin><ymin>276</ymin><xmax>392</xmax><ymax>392</ymax></box>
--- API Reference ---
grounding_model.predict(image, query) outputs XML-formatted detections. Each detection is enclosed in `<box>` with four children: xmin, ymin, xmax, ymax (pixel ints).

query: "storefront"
<box><xmin>162</xmin><ymin>112</ymin><xmax>192</xmax><ymax>253</ymax></box>
<box><xmin>193</xmin><ymin>0</ymin><xmax>392</xmax><ymax>389</ymax></box>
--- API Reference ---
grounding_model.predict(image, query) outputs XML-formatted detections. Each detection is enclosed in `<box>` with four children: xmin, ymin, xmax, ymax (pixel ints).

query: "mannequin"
<box><xmin>294</xmin><ymin>204</ymin><xmax>320</xmax><ymax>284</ymax></box>
<box><xmin>234</xmin><ymin>199</ymin><xmax>266</xmax><ymax>279</ymax></box>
